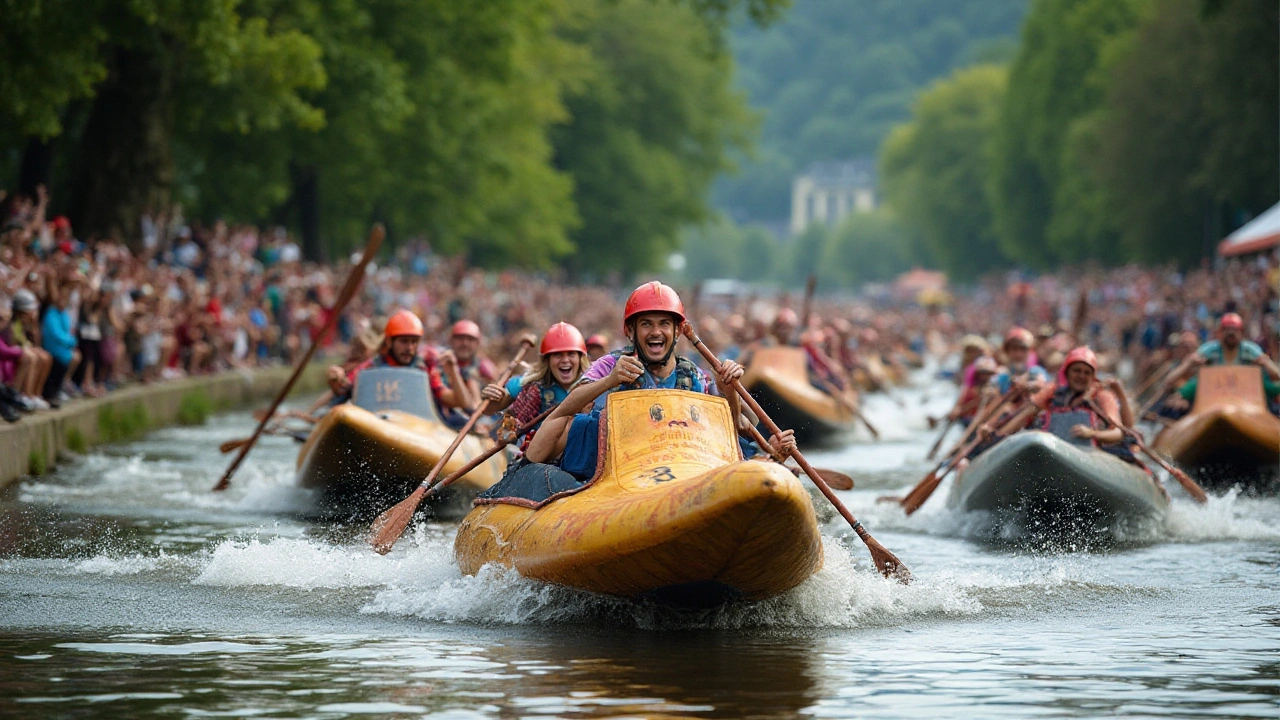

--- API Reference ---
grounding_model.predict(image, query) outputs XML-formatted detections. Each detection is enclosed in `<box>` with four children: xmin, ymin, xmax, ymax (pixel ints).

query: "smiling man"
<box><xmin>526</xmin><ymin>281</ymin><xmax>790</xmax><ymax>480</ymax></box>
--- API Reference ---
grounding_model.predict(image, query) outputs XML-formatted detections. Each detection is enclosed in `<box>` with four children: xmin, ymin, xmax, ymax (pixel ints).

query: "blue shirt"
<box><xmin>41</xmin><ymin>306</ymin><xmax>76</xmax><ymax>365</ymax></box>
<box><xmin>505</xmin><ymin>376</ymin><xmax>572</xmax><ymax>406</ymax></box>
<box><xmin>994</xmin><ymin>365</ymin><xmax>1050</xmax><ymax>394</ymax></box>
<box><xmin>1196</xmin><ymin>339</ymin><xmax>1263</xmax><ymax>365</ymax></box>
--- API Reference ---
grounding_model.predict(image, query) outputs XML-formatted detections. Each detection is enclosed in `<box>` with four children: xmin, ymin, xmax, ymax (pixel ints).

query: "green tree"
<box><xmin>987</xmin><ymin>0</ymin><xmax>1138</xmax><ymax>267</ymax></box>
<box><xmin>717</xmin><ymin>0</ymin><xmax>1029</xmax><ymax>222</ymax></box>
<box><xmin>820</xmin><ymin>210</ymin><xmax>919</xmax><ymax>287</ymax></box>
<box><xmin>60</xmin><ymin>0</ymin><xmax>326</xmax><ymax>242</ymax></box>
<box><xmin>1093</xmin><ymin>0</ymin><xmax>1278</xmax><ymax>263</ymax></box>
<box><xmin>880</xmin><ymin>64</ymin><xmax>1009</xmax><ymax>279</ymax></box>
<box><xmin>553</xmin><ymin>0</ymin><xmax>755</xmax><ymax>277</ymax></box>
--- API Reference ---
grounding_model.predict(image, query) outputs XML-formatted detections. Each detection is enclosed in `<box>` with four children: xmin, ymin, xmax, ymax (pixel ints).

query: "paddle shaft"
<box><xmin>1137</xmin><ymin>361</ymin><xmax>1185</xmax><ymax>418</ymax></box>
<box><xmin>800</xmin><ymin>274</ymin><xmax>817</xmax><ymax>332</ymax></box>
<box><xmin>925</xmin><ymin>418</ymin><xmax>956</xmax><ymax>460</ymax></box>
<box><xmin>416</xmin><ymin>339</ymin><xmax>535</xmax><ymax>491</ymax></box>
<box><xmin>683</xmin><ymin>324</ymin><xmax>907</xmax><ymax>581</ymax></box>
<box><xmin>1084</xmin><ymin>397</ymin><xmax>1207</xmax><ymax>503</ymax></box>
<box><xmin>421</xmin><ymin>405</ymin><xmax>557</xmax><ymax>500</ymax></box>
<box><xmin>214</xmin><ymin>224</ymin><xmax>384</xmax><ymax>491</ymax></box>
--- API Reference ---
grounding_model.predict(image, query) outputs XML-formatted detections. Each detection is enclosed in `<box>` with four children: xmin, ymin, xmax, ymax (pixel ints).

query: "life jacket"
<box><xmin>607</xmin><ymin>348</ymin><xmax>700</xmax><ymax>392</ymax></box>
<box><xmin>1039</xmin><ymin>385</ymin><xmax>1141</xmax><ymax>464</ymax></box>
<box><xmin>1040</xmin><ymin>386</ymin><xmax>1099</xmax><ymax>447</ymax></box>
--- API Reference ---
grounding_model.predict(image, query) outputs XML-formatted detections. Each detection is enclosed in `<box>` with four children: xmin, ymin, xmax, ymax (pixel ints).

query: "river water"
<box><xmin>2</xmin><ymin>380</ymin><xmax>1278</xmax><ymax>718</ymax></box>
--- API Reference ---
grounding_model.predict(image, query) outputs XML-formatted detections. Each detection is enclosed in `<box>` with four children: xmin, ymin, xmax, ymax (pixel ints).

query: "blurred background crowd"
<box><xmin>2</xmin><ymin>181</ymin><xmax>1274</xmax><ymax>423</ymax></box>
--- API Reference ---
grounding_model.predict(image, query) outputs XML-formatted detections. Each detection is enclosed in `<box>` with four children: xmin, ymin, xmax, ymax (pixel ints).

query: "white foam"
<box><xmin>1162</xmin><ymin>487</ymin><xmax>1280</xmax><ymax>542</ymax></box>
<box><xmin>364</xmin><ymin>534</ymin><xmax>982</xmax><ymax>630</ymax></box>
<box><xmin>73</xmin><ymin>551</ymin><xmax>190</xmax><ymax>576</ymax></box>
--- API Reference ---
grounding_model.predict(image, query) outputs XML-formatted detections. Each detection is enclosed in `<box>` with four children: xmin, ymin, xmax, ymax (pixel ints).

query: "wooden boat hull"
<box><xmin>296</xmin><ymin>404</ymin><xmax>506</xmax><ymax>518</ymax></box>
<box><xmin>1154</xmin><ymin>407</ymin><xmax>1279</xmax><ymax>469</ymax></box>
<box><xmin>948</xmin><ymin>431</ymin><xmax>1169</xmax><ymax>533</ymax></box>
<box><xmin>454</xmin><ymin>390</ymin><xmax>824</xmax><ymax>604</ymax></box>
<box><xmin>1152</xmin><ymin>367</ymin><xmax>1279</xmax><ymax>487</ymax></box>
<box><xmin>743</xmin><ymin>347</ymin><xmax>855</xmax><ymax>445</ymax></box>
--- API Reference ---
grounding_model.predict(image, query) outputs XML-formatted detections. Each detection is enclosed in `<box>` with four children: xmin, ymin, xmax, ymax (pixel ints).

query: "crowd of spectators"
<box><xmin>1</xmin><ymin>181</ymin><xmax>1275</xmax><ymax>425</ymax></box>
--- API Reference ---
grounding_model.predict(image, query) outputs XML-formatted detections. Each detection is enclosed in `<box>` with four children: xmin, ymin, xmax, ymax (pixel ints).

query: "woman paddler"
<box><xmin>970</xmin><ymin>347</ymin><xmax>1142</xmax><ymax>469</ymax></box>
<box><xmin>479</xmin><ymin>282</ymin><xmax>793</xmax><ymax>502</ymax></box>
<box><xmin>479</xmin><ymin>321</ymin><xmax>590</xmax><ymax>452</ymax></box>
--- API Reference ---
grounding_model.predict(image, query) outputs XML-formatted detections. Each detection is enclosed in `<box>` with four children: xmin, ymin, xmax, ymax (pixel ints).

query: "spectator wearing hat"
<box><xmin>40</xmin><ymin>282</ymin><xmax>79</xmax><ymax>407</ymax></box>
<box><xmin>9</xmin><ymin>289</ymin><xmax>52</xmax><ymax>408</ymax></box>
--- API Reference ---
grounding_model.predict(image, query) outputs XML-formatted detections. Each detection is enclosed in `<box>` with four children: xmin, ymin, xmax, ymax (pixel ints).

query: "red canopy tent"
<box><xmin>1218</xmin><ymin>201</ymin><xmax>1280</xmax><ymax>257</ymax></box>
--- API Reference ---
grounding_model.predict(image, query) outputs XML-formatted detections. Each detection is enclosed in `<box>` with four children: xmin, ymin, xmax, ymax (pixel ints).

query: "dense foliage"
<box><xmin>714</xmin><ymin>0</ymin><xmax>1028</xmax><ymax>222</ymax></box>
<box><xmin>0</xmin><ymin>0</ymin><xmax>781</xmax><ymax>271</ymax></box>
<box><xmin>883</xmin><ymin>0</ymin><xmax>1278</xmax><ymax>275</ymax></box>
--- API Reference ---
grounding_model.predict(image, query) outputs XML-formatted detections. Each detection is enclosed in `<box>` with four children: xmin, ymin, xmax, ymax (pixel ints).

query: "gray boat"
<box><xmin>947</xmin><ymin>430</ymin><xmax>1169</xmax><ymax>538</ymax></box>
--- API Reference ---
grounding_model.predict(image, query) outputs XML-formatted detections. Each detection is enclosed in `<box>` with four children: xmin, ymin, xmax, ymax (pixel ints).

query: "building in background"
<box><xmin>789</xmin><ymin>158</ymin><xmax>877</xmax><ymax>236</ymax></box>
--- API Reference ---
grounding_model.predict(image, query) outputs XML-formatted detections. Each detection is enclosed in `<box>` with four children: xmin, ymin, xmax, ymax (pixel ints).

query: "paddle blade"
<box><xmin>817</xmin><ymin>468</ymin><xmax>855</xmax><ymax>491</ymax></box>
<box><xmin>1170</xmin><ymin>467</ymin><xmax>1208</xmax><ymax>504</ymax></box>
<box><xmin>219</xmin><ymin>438</ymin><xmax>248</xmax><ymax>454</ymax></box>
<box><xmin>855</xmin><ymin>525</ymin><xmax>911</xmax><ymax>584</ymax></box>
<box><xmin>370</xmin><ymin>486</ymin><xmax>427</xmax><ymax>555</ymax></box>
<box><xmin>899</xmin><ymin>472</ymin><xmax>940</xmax><ymax>515</ymax></box>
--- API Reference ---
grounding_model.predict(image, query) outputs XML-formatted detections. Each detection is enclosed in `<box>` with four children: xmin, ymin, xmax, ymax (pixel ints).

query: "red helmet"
<box><xmin>1062</xmin><ymin>346</ymin><xmax>1098</xmax><ymax>373</ymax></box>
<box><xmin>451</xmin><ymin>320</ymin><xmax>481</xmax><ymax>339</ymax></box>
<box><xmin>585</xmin><ymin>333</ymin><xmax>609</xmax><ymax>349</ymax></box>
<box><xmin>540</xmin><ymin>322</ymin><xmax>587</xmax><ymax>355</ymax></box>
<box><xmin>1004</xmin><ymin>326</ymin><xmax>1034</xmax><ymax>349</ymax></box>
<box><xmin>1219</xmin><ymin>312</ymin><xmax>1244</xmax><ymax>330</ymax></box>
<box><xmin>384</xmin><ymin>309</ymin><xmax>423</xmax><ymax>338</ymax></box>
<box><xmin>623</xmin><ymin>281</ymin><xmax>684</xmax><ymax>328</ymax></box>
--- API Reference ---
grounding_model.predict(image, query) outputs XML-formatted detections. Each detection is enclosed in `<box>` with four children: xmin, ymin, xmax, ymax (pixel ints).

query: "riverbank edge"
<box><xmin>0</xmin><ymin>364</ymin><xmax>327</xmax><ymax>489</ymax></box>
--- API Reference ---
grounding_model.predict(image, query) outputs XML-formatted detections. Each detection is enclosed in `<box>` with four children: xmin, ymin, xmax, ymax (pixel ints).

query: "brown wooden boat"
<box><xmin>742</xmin><ymin>346</ymin><xmax>856</xmax><ymax>445</ymax></box>
<box><xmin>1153</xmin><ymin>366</ymin><xmax>1279</xmax><ymax>488</ymax></box>
<box><xmin>295</xmin><ymin>367</ymin><xmax>506</xmax><ymax>517</ymax></box>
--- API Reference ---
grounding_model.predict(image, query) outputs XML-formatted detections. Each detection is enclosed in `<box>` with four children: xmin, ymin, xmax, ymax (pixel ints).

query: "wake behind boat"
<box><xmin>296</xmin><ymin>367</ymin><xmax>506</xmax><ymax>518</ymax></box>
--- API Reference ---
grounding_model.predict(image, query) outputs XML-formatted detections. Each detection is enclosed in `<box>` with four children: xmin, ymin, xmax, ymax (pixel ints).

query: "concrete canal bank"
<box><xmin>0</xmin><ymin>364</ymin><xmax>326</xmax><ymax>489</ymax></box>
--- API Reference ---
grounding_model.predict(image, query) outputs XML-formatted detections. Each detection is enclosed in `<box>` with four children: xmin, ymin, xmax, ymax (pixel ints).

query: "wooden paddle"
<box><xmin>367</xmin><ymin>404</ymin><xmax>559</xmax><ymax>555</ymax></box>
<box><xmin>369</xmin><ymin>338</ymin><xmax>535</xmax><ymax>554</ymax></box>
<box><xmin>743</xmin><ymin>422</ymin><xmax>854</xmax><ymax>491</ymax></box>
<box><xmin>683</xmin><ymin>323</ymin><xmax>910</xmax><ymax>583</ymax></box>
<box><xmin>800</xmin><ymin>274</ymin><xmax>817</xmax><ymax>333</ymax></box>
<box><xmin>1132</xmin><ymin>359</ymin><xmax>1172</xmax><ymax>402</ymax></box>
<box><xmin>213</xmin><ymin>224</ymin><xmax>384</xmax><ymax>491</ymax></box>
<box><xmin>925</xmin><ymin>418</ymin><xmax>955</xmax><ymax>461</ymax></box>
<box><xmin>892</xmin><ymin>387</ymin><xmax>1022</xmax><ymax>514</ymax></box>
<box><xmin>811</xmin><ymin>373</ymin><xmax>879</xmax><ymax>439</ymax></box>
<box><xmin>1136</xmin><ymin>361</ymin><xmax>1186</xmax><ymax>419</ymax></box>
<box><xmin>1084</xmin><ymin>397</ymin><xmax>1208</xmax><ymax>504</ymax></box>
<box><xmin>218</xmin><ymin>428</ymin><xmax>308</xmax><ymax>454</ymax></box>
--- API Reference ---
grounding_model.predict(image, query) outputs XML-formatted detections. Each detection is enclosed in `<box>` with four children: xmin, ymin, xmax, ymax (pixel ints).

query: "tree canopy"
<box><xmin>1</xmin><ymin>0</ymin><xmax>782</xmax><ymax>269</ymax></box>
<box><xmin>715</xmin><ymin>0</ymin><xmax>1029</xmax><ymax>222</ymax></box>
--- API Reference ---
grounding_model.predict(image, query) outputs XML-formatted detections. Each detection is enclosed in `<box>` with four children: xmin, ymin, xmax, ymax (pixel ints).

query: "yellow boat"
<box><xmin>742</xmin><ymin>346</ymin><xmax>856</xmax><ymax>445</ymax></box>
<box><xmin>295</xmin><ymin>367</ymin><xmax>506</xmax><ymax>518</ymax></box>
<box><xmin>1153</xmin><ymin>365</ymin><xmax>1280</xmax><ymax>488</ymax></box>
<box><xmin>454</xmin><ymin>389</ymin><xmax>823</xmax><ymax>605</ymax></box>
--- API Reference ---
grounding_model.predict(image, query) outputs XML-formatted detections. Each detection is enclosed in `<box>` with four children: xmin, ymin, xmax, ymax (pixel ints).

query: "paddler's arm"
<box><xmin>1253</xmin><ymin>353</ymin><xmax>1280</xmax><ymax>382</ymax></box>
<box><xmin>434</xmin><ymin>350</ymin><xmax>473</xmax><ymax>410</ymax></box>
<box><xmin>479</xmin><ymin>381</ymin><xmax>515</xmax><ymax>414</ymax></box>
<box><xmin>1102</xmin><ymin>378</ymin><xmax>1135</xmax><ymax>427</ymax></box>
<box><xmin>712</xmin><ymin>359</ymin><xmax>746</xmax><ymax>436</ymax></box>
<box><xmin>525</xmin><ymin>355</ymin><xmax>643</xmax><ymax>464</ymax></box>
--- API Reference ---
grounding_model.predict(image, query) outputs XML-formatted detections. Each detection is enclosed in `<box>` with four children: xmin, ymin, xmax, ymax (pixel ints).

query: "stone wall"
<box><xmin>0</xmin><ymin>365</ymin><xmax>326</xmax><ymax>489</ymax></box>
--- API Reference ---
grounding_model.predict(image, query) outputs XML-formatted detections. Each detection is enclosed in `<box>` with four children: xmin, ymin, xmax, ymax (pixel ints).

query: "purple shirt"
<box><xmin>582</xmin><ymin>354</ymin><xmax>717</xmax><ymax>394</ymax></box>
